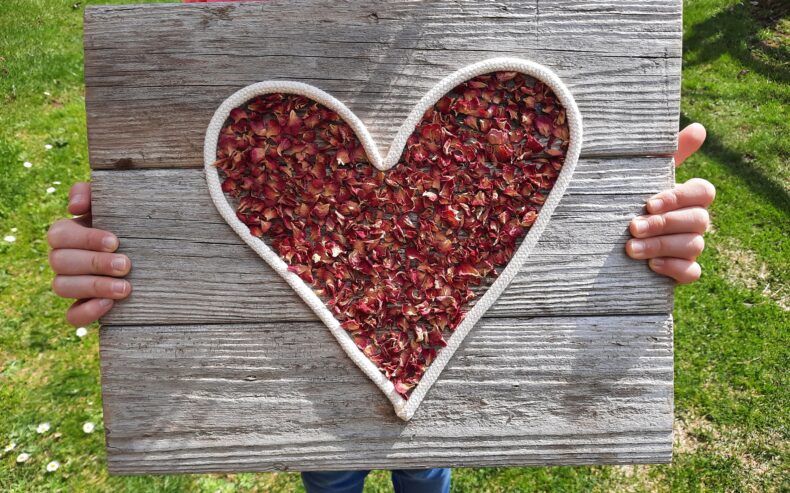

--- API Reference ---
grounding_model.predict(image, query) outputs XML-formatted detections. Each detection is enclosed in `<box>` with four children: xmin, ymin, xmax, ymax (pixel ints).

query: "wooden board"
<box><xmin>100</xmin><ymin>315</ymin><xmax>674</xmax><ymax>474</ymax></box>
<box><xmin>84</xmin><ymin>0</ymin><xmax>682</xmax><ymax>169</ymax></box>
<box><xmin>92</xmin><ymin>157</ymin><xmax>675</xmax><ymax>325</ymax></box>
<box><xmin>85</xmin><ymin>0</ymin><xmax>682</xmax><ymax>474</ymax></box>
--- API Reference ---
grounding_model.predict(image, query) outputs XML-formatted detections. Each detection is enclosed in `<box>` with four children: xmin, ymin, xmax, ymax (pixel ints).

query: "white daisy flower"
<box><xmin>76</xmin><ymin>327</ymin><xmax>88</xmax><ymax>338</ymax></box>
<box><xmin>82</xmin><ymin>422</ymin><xmax>95</xmax><ymax>434</ymax></box>
<box><xmin>23</xmin><ymin>161</ymin><xmax>32</xmax><ymax>168</ymax></box>
<box><xmin>3</xmin><ymin>235</ymin><xmax>15</xmax><ymax>243</ymax></box>
<box><xmin>16</xmin><ymin>452</ymin><xmax>30</xmax><ymax>463</ymax></box>
<box><xmin>36</xmin><ymin>422</ymin><xmax>50</xmax><ymax>434</ymax></box>
<box><xmin>46</xmin><ymin>187</ymin><xmax>56</xmax><ymax>194</ymax></box>
<box><xmin>46</xmin><ymin>460</ymin><xmax>60</xmax><ymax>472</ymax></box>
<box><xmin>10</xmin><ymin>228</ymin><xmax>17</xmax><ymax>232</ymax></box>
<box><xmin>4</xmin><ymin>442</ymin><xmax>16</xmax><ymax>453</ymax></box>
<box><xmin>44</xmin><ymin>144</ymin><xmax>53</xmax><ymax>150</ymax></box>
<box><xmin>44</xmin><ymin>91</ymin><xmax>52</xmax><ymax>96</ymax></box>
<box><xmin>52</xmin><ymin>181</ymin><xmax>61</xmax><ymax>185</ymax></box>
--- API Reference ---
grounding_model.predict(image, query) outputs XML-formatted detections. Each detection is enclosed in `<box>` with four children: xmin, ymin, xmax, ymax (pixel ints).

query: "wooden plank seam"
<box><xmin>84</xmin><ymin>0</ymin><xmax>681</xmax><ymax>473</ymax></box>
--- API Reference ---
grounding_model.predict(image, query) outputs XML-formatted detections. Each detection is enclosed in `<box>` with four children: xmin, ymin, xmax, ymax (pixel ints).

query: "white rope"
<box><xmin>204</xmin><ymin>57</ymin><xmax>583</xmax><ymax>421</ymax></box>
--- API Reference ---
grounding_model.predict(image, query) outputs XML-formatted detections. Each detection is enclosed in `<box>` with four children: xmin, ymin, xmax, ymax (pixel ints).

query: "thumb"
<box><xmin>68</xmin><ymin>182</ymin><xmax>92</xmax><ymax>216</ymax></box>
<box><xmin>674</xmin><ymin>123</ymin><xmax>706</xmax><ymax>167</ymax></box>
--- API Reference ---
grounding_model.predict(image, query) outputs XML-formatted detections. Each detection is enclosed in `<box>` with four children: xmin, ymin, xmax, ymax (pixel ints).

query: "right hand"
<box><xmin>47</xmin><ymin>182</ymin><xmax>132</xmax><ymax>326</ymax></box>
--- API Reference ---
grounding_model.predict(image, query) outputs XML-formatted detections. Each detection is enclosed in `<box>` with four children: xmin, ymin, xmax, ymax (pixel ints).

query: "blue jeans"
<box><xmin>301</xmin><ymin>468</ymin><xmax>451</xmax><ymax>493</ymax></box>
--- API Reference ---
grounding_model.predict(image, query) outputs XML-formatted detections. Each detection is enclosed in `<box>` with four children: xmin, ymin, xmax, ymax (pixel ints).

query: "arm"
<box><xmin>625</xmin><ymin>123</ymin><xmax>716</xmax><ymax>283</ymax></box>
<box><xmin>47</xmin><ymin>182</ymin><xmax>132</xmax><ymax>326</ymax></box>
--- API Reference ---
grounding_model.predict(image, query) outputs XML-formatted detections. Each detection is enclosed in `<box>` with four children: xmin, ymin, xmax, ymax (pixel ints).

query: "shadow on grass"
<box><xmin>683</xmin><ymin>1</ymin><xmax>789</xmax><ymax>84</ymax></box>
<box><xmin>679</xmin><ymin>113</ymin><xmax>790</xmax><ymax>216</ymax></box>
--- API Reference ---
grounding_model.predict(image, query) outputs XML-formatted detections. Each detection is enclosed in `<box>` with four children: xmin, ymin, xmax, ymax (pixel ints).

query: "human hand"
<box><xmin>626</xmin><ymin>123</ymin><xmax>716</xmax><ymax>284</ymax></box>
<box><xmin>47</xmin><ymin>182</ymin><xmax>132</xmax><ymax>325</ymax></box>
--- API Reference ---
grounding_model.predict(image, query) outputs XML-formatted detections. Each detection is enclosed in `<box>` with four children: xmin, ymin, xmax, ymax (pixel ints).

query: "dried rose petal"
<box><xmin>216</xmin><ymin>71</ymin><xmax>568</xmax><ymax>398</ymax></box>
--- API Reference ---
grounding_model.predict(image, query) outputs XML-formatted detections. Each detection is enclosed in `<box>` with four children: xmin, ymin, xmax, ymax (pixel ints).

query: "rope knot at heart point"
<box><xmin>204</xmin><ymin>57</ymin><xmax>582</xmax><ymax>421</ymax></box>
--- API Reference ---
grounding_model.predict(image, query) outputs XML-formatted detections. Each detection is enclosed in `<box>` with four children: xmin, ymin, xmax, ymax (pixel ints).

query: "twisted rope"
<box><xmin>204</xmin><ymin>57</ymin><xmax>583</xmax><ymax>421</ymax></box>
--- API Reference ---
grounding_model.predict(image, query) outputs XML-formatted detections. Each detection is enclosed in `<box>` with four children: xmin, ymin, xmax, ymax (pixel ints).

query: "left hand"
<box><xmin>626</xmin><ymin>123</ymin><xmax>716</xmax><ymax>284</ymax></box>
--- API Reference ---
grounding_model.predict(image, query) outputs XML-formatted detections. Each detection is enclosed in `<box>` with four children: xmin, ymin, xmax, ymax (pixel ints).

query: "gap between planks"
<box><xmin>91</xmin><ymin>157</ymin><xmax>675</xmax><ymax>326</ymax></box>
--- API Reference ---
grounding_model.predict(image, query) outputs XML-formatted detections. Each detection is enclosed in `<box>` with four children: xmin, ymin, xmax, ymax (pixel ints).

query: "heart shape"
<box><xmin>204</xmin><ymin>58</ymin><xmax>581</xmax><ymax>420</ymax></box>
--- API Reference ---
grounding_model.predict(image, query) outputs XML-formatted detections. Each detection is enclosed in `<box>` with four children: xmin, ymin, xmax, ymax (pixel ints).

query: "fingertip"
<box><xmin>691</xmin><ymin>234</ymin><xmax>705</xmax><ymax>258</ymax></box>
<box><xmin>625</xmin><ymin>239</ymin><xmax>646</xmax><ymax>259</ymax></box>
<box><xmin>111</xmin><ymin>280</ymin><xmax>132</xmax><ymax>298</ymax></box>
<box><xmin>675</xmin><ymin>123</ymin><xmax>707</xmax><ymax>166</ymax></box>
<box><xmin>66</xmin><ymin>300</ymin><xmax>88</xmax><ymax>327</ymax></box>
<box><xmin>102</xmin><ymin>234</ymin><xmax>120</xmax><ymax>252</ymax></box>
<box><xmin>66</xmin><ymin>298</ymin><xmax>114</xmax><ymax>326</ymax></box>
<box><xmin>98</xmin><ymin>298</ymin><xmax>115</xmax><ymax>310</ymax></box>
<box><xmin>674</xmin><ymin>261</ymin><xmax>702</xmax><ymax>284</ymax></box>
<box><xmin>111</xmin><ymin>254</ymin><xmax>131</xmax><ymax>276</ymax></box>
<box><xmin>686</xmin><ymin>178</ymin><xmax>717</xmax><ymax>206</ymax></box>
<box><xmin>686</xmin><ymin>122</ymin><xmax>707</xmax><ymax>143</ymax></box>
<box><xmin>67</xmin><ymin>195</ymin><xmax>89</xmax><ymax>216</ymax></box>
<box><xmin>689</xmin><ymin>262</ymin><xmax>702</xmax><ymax>282</ymax></box>
<box><xmin>629</xmin><ymin>216</ymin><xmax>649</xmax><ymax>237</ymax></box>
<box><xmin>95</xmin><ymin>298</ymin><xmax>115</xmax><ymax>321</ymax></box>
<box><xmin>68</xmin><ymin>182</ymin><xmax>92</xmax><ymax>215</ymax></box>
<box><xmin>649</xmin><ymin>258</ymin><xmax>702</xmax><ymax>284</ymax></box>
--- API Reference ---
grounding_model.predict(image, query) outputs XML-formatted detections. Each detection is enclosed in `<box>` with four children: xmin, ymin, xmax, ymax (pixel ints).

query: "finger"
<box><xmin>67</xmin><ymin>182</ymin><xmax>92</xmax><ymax>216</ymax></box>
<box><xmin>52</xmin><ymin>275</ymin><xmax>131</xmax><ymax>300</ymax></box>
<box><xmin>626</xmin><ymin>233</ymin><xmax>705</xmax><ymax>260</ymax></box>
<box><xmin>630</xmin><ymin>207</ymin><xmax>710</xmax><ymax>238</ymax></box>
<box><xmin>646</xmin><ymin>178</ymin><xmax>716</xmax><ymax>214</ymax></box>
<box><xmin>66</xmin><ymin>298</ymin><xmax>114</xmax><ymax>327</ymax></box>
<box><xmin>49</xmin><ymin>249</ymin><xmax>130</xmax><ymax>276</ymax></box>
<box><xmin>47</xmin><ymin>219</ymin><xmax>119</xmax><ymax>252</ymax></box>
<box><xmin>674</xmin><ymin>123</ymin><xmax>706</xmax><ymax>167</ymax></box>
<box><xmin>648</xmin><ymin>258</ymin><xmax>702</xmax><ymax>284</ymax></box>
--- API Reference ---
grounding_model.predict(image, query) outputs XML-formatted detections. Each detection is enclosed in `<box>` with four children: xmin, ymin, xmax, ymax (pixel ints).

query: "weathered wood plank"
<box><xmin>100</xmin><ymin>314</ymin><xmax>674</xmax><ymax>474</ymax></box>
<box><xmin>86</xmin><ymin>0</ymin><xmax>681</xmax><ymax>471</ymax></box>
<box><xmin>84</xmin><ymin>0</ymin><xmax>682</xmax><ymax>169</ymax></box>
<box><xmin>91</xmin><ymin>156</ymin><xmax>674</xmax><ymax>326</ymax></box>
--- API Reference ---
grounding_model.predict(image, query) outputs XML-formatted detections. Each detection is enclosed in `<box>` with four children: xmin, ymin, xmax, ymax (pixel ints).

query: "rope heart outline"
<box><xmin>204</xmin><ymin>57</ymin><xmax>582</xmax><ymax>420</ymax></box>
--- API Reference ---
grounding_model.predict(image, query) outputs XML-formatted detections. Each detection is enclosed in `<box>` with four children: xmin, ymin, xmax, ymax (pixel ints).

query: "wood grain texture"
<box><xmin>85</xmin><ymin>0</ymin><xmax>682</xmax><ymax>471</ymax></box>
<box><xmin>100</xmin><ymin>315</ymin><xmax>674</xmax><ymax>474</ymax></box>
<box><xmin>92</xmin><ymin>157</ymin><xmax>675</xmax><ymax>326</ymax></box>
<box><xmin>84</xmin><ymin>0</ymin><xmax>682</xmax><ymax>169</ymax></box>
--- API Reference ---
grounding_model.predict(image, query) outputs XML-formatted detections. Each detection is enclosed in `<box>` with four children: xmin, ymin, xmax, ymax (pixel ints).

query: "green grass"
<box><xmin>1</xmin><ymin>0</ymin><xmax>788</xmax><ymax>491</ymax></box>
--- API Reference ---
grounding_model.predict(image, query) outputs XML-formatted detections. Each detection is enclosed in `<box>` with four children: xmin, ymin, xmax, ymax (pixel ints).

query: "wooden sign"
<box><xmin>86</xmin><ymin>0</ymin><xmax>680</xmax><ymax>474</ymax></box>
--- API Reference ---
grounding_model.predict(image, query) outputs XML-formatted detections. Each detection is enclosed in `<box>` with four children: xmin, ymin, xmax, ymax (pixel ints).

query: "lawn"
<box><xmin>0</xmin><ymin>0</ymin><xmax>787</xmax><ymax>491</ymax></box>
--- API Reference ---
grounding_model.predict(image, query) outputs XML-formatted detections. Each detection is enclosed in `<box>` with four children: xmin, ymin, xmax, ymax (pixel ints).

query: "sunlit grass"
<box><xmin>1</xmin><ymin>0</ymin><xmax>787</xmax><ymax>491</ymax></box>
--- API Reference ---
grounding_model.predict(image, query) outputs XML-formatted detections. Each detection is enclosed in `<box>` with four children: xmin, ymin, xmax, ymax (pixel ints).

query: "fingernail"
<box><xmin>99</xmin><ymin>298</ymin><xmax>113</xmax><ymax>308</ymax></box>
<box><xmin>102</xmin><ymin>235</ymin><xmax>119</xmax><ymax>251</ymax></box>
<box><xmin>651</xmin><ymin>258</ymin><xmax>665</xmax><ymax>267</ymax></box>
<box><xmin>648</xmin><ymin>198</ymin><xmax>664</xmax><ymax>211</ymax></box>
<box><xmin>629</xmin><ymin>240</ymin><xmax>645</xmax><ymax>254</ymax></box>
<box><xmin>111</xmin><ymin>256</ymin><xmax>127</xmax><ymax>272</ymax></box>
<box><xmin>633</xmin><ymin>218</ymin><xmax>649</xmax><ymax>234</ymax></box>
<box><xmin>112</xmin><ymin>280</ymin><xmax>127</xmax><ymax>295</ymax></box>
<box><xmin>70</xmin><ymin>193</ymin><xmax>83</xmax><ymax>206</ymax></box>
